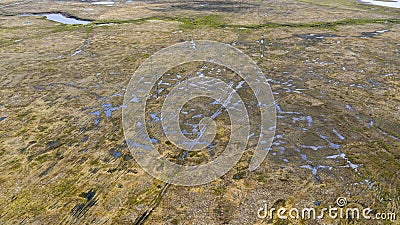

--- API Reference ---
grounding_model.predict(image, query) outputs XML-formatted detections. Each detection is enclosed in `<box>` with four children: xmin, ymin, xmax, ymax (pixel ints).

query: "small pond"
<box><xmin>21</xmin><ymin>13</ymin><xmax>91</xmax><ymax>25</ymax></box>
<box><xmin>359</xmin><ymin>0</ymin><xmax>400</xmax><ymax>9</ymax></box>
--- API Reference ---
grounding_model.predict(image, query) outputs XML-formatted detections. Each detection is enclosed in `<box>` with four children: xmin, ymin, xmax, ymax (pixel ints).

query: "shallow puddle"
<box><xmin>359</xmin><ymin>29</ymin><xmax>390</xmax><ymax>38</ymax></box>
<box><xmin>294</xmin><ymin>33</ymin><xmax>338</xmax><ymax>41</ymax></box>
<box><xmin>91</xmin><ymin>1</ymin><xmax>115</xmax><ymax>6</ymax></box>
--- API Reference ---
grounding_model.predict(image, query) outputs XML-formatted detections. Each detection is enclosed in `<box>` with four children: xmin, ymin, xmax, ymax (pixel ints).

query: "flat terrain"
<box><xmin>0</xmin><ymin>0</ymin><xmax>399</xmax><ymax>224</ymax></box>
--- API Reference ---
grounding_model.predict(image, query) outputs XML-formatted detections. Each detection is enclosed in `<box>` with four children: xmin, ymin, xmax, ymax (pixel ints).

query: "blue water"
<box><xmin>21</xmin><ymin>13</ymin><xmax>90</xmax><ymax>25</ymax></box>
<box><xmin>43</xmin><ymin>13</ymin><xmax>90</xmax><ymax>25</ymax></box>
<box><xmin>109</xmin><ymin>148</ymin><xmax>123</xmax><ymax>158</ymax></box>
<box><xmin>360</xmin><ymin>0</ymin><xmax>400</xmax><ymax>8</ymax></box>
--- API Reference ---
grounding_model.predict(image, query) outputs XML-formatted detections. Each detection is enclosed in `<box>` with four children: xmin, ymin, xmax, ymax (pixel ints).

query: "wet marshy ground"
<box><xmin>0</xmin><ymin>0</ymin><xmax>399</xmax><ymax>224</ymax></box>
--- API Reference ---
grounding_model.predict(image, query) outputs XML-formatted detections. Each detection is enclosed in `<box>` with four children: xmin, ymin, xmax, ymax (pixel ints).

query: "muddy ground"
<box><xmin>0</xmin><ymin>0</ymin><xmax>399</xmax><ymax>224</ymax></box>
